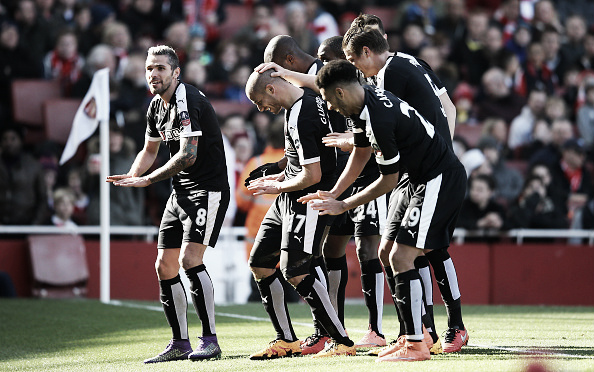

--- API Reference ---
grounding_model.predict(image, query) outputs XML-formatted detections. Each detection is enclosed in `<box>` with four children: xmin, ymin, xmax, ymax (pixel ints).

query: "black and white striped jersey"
<box><xmin>352</xmin><ymin>85</ymin><xmax>460</xmax><ymax>184</ymax></box>
<box><xmin>372</xmin><ymin>52</ymin><xmax>452</xmax><ymax>149</ymax></box>
<box><xmin>146</xmin><ymin>81</ymin><xmax>229</xmax><ymax>193</ymax></box>
<box><xmin>284</xmin><ymin>87</ymin><xmax>337</xmax><ymax>193</ymax></box>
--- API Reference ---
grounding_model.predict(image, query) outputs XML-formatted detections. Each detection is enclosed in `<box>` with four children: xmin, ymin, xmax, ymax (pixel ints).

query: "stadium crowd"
<box><xmin>0</xmin><ymin>0</ymin><xmax>593</xmax><ymax>234</ymax></box>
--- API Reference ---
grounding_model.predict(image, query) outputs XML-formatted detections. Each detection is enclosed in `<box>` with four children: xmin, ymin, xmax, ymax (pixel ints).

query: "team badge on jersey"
<box><xmin>180</xmin><ymin>111</ymin><xmax>191</xmax><ymax>126</ymax></box>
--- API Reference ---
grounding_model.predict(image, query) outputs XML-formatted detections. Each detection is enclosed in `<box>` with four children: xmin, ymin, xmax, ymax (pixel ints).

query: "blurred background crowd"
<box><xmin>1</xmin><ymin>0</ymin><xmax>593</xmax><ymax>238</ymax></box>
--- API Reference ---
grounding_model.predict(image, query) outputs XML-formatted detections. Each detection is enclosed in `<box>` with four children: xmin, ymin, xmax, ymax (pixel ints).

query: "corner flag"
<box><xmin>59</xmin><ymin>68</ymin><xmax>110</xmax><ymax>165</ymax></box>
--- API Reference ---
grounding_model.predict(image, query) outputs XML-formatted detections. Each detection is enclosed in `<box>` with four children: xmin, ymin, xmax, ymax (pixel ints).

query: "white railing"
<box><xmin>0</xmin><ymin>226</ymin><xmax>592</xmax><ymax>245</ymax></box>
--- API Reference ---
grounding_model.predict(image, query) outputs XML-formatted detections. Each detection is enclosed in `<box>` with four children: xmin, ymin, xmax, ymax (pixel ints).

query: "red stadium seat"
<box><xmin>28</xmin><ymin>235</ymin><xmax>89</xmax><ymax>299</ymax></box>
<box><xmin>11</xmin><ymin>79</ymin><xmax>62</xmax><ymax>126</ymax></box>
<box><xmin>455</xmin><ymin>123</ymin><xmax>484</xmax><ymax>148</ymax></box>
<box><xmin>43</xmin><ymin>98</ymin><xmax>82</xmax><ymax>145</ymax></box>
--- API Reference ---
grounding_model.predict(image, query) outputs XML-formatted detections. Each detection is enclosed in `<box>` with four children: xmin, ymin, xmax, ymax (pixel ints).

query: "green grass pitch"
<box><xmin>1</xmin><ymin>299</ymin><xmax>593</xmax><ymax>371</ymax></box>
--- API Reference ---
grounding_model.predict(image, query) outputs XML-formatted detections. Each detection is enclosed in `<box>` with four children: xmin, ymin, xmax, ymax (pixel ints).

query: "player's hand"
<box><xmin>110</xmin><ymin>176</ymin><xmax>151</xmax><ymax>188</ymax></box>
<box><xmin>244</xmin><ymin>162</ymin><xmax>282</xmax><ymax>186</ymax></box>
<box><xmin>106</xmin><ymin>174</ymin><xmax>131</xmax><ymax>183</ymax></box>
<box><xmin>246</xmin><ymin>178</ymin><xmax>282</xmax><ymax>195</ymax></box>
<box><xmin>322</xmin><ymin>132</ymin><xmax>354</xmax><ymax>152</ymax></box>
<box><xmin>255</xmin><ymin>62</ymin><xmax>286</xmax><ymax>78</ymax></box>
<box><xmin>306</xmin><ymin>192</ymin><xmax>347</xmax><ymax>216</ymax></box>
<box><xmin>297</xmin><ymin>190</ymin><xmax>336</xmax><ymax>204</ymax></box>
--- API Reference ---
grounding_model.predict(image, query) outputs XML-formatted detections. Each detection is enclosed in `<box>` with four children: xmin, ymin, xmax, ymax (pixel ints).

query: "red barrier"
<box><xmin>1</xmin><ymin>239</ymin><xmax>593</xmax><ymax>305</ymax></box>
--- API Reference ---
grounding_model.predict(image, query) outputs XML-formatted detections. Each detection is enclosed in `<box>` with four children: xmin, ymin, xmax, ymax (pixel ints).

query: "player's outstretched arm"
<box><xmin>243</xmin><ymin>156</ymin><xmax>287</xmax><ymax>186</ymax></box>
<box><xmin>298</xmin><ymin>146</ymin><xmax>371</xmax><ymax>204</ymax></box>
<box><xmin>322</xmin><ymin>132</ymin><xmax>354</xmax><ymax>152</ymax></box>
<box><xmin>310</xmin><ymin>172</ymin><xmax>399</xmax><ymax>215</ymax></box>
<box><xmin>248</xmin><ymin>161</ymin><xmax>320</xmax><ymax>195</ymax></box>
<box><xmin>255</xmin><ymin>62</ymin><xmax>319</xmax><ymax>93</ymax></box>
<box><xmin>107</xmin><ymin>138</ymin><xmax>160</xmax><ymax>186</ymax></box>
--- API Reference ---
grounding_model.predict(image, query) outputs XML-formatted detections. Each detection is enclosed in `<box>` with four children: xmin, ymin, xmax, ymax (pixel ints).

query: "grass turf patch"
<box><xmin>0</xmin><ymin>299</ymin><xmax>593</xmax><ymax>371</ymax></box>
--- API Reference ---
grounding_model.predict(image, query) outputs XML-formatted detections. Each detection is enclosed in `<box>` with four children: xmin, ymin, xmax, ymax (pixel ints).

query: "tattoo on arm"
<box><xmin>146</xmin><ymin>136</ymin><xmax>198</xmax><ymax>184</ymax></box>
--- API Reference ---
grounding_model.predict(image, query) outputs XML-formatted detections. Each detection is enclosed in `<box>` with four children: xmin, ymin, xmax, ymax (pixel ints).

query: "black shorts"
<box><xmin>158</xmin><ymin>190</ymin><xmax>230</xmax><ymax>249</ymax></box>
<box><xmin>329</xmin><ymin>184</ymin><xmax>389</xmax><ymax>237</ymax></box>
<box><xmin>384</xmin><ymin>167</ymin><xmax>466</xmax><ymax>250</ymax></box>
<box><xmin>249</xmin><ymin>192</ymin><xmax>331</xmax><ymax>279</ymax></box>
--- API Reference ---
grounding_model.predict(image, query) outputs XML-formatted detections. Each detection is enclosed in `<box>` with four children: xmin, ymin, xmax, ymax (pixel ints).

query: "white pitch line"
<box><xmin>108</xmin><ymin>301</ymin><xmax>594</xmax><ymax>359</ymax></box>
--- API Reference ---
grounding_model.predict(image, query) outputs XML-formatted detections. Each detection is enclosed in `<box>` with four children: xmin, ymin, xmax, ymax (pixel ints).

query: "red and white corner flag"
<box><xmin>59</xmin><ymin>68</ymin><xmax>110</xmax><ymax>165</ymax></box>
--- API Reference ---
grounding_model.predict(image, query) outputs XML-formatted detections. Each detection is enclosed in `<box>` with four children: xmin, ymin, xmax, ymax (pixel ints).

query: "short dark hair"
<box><xmin>315</xmin><ymin>60</ymin><xmax>359</xmax><ymax>91</ymax></box>
<box><xmin>147</xmin><ymin>45</ymin><xmax>180</xmax><ymax>71</ymax></box>
<box><xmin>319</xmin><ymin>36</ymin><xmax>345</xmax><ymax>60</ymax></box>
<box><xmin>351</xmin><ymin>13</ymin><xmax>385</xmax><ymax>35</ymax></box>
<box><xmin>343</xmin><ymin>26</ymin><xmax>389</xmax><ymax>56</ymax></box>
<box><xmin>470</xmin><ymin>174</ymin><xmax>496</xmax><ymax>191</ymax></box>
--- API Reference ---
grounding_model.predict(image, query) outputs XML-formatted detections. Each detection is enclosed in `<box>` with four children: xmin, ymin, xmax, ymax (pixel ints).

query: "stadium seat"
<box><xmin>455</xmin><ymin>123</ymin><xmax>484</xmax><ymax>148</ymax></box>
<box><xmin>28</xmin><ymin>235</ymin><xmax>89</xmax><ymax>299</ymax></box>
<box><xmin>43</xmin><ymin>98</ymin><xmax>82</xmax><ymax>145</ymax></box>
<box><xmin>11</xmin><ymin>79</ymin><xmax>62</xmax><ymax>126</ymax></box>
<box><xmin>219</xmin><ymin>4</ymin><xmax>251</xmax><ymax>39</ymax></box>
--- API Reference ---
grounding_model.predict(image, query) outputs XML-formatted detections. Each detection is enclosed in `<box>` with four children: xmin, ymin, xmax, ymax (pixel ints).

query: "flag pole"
<box><xmin>99</xmin><ymin>117</ymin><xmax>111</xmax><ymax>304</ymax></box>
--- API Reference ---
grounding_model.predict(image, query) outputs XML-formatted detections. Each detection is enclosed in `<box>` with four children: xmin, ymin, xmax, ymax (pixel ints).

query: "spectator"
<box><xmin>508</xmin><ymin>89</ymin><xmax>547</xmax><ymax>150</ymax></box>
<box><xmin>220</xmin><ymin>114</ymin><xmax>248</xmax><ymax>227</ymax></box>
<box><xmin>541</xmin><ymin>27</ymin><xmax>568</xmax><ymax>85</ymax></box>
<box><xmin>400</xmin><ymin>0</ymin><xmax>437</xmax><ymax>36</ymax></box>
<box><xmin>233</xmin><ymin>3</ymin><xmax>287</xmax><ymax>69</ymax></box>
<box><xmin>71</xmin><ymin>44</ymin><xmax>116</xmax><ymax>98</ymax></box>
<box><xmin>0</xmin><ymin>19</ymin><xmax>42</xmax><ymax>122</ymax></box>
<box><xmin>304</xmin><ymin>0</ymin><xmax>340</xmax><ymax>44</ymax></box>
<box><xmin>183</xmin><ymin>60</ymin><xmax>207</xmax><ymax>93</ymax></box>
<box><xmin>543</xmin><ymin>95</ymin><xmax>567</xmax><ymax>122</ymax></box>
<box><xmin>207</xmin><ymin>40</ymin><xmax>239</xmax><ymax>84</ymax></box>
<box><xmin>481</xmin><ymin>116</ymin><xmax>510</xmax><ymax>155</ymax></box>
<box><xmin>530</xmin><ymin>118</ymin><xmax>574</xmax><ymax>166</ymax></box>
<box><xmin>479</xmin><ymin>135</ymin><xmax>524</xmax><ymax>204</ymax></box>
<box><xmin>43</xmin><ymin>29</ymin><xmax>84</xmax><ymax>96</ymax></box>
<box><xmin>111</xmin><ymin>53</ymin><xmax>151</xmax><ymax>151</ymax></box>
<box><xmin>119</xmin><ymin>0</ymin><xmax>170</xmax><ymax>41</ymax></box>
<box><xmin>504</xmin><ymin>21</ymin><xmax>531</xmax><ymax>65</ymax></box>
<box><xmin>475</xmin><ymin>67</ymin><xmax>526</xmax><ymax>124</ymax></box>
<box><xmin>528</xmin><ymin>161</ymin><xmax>567</xmax><ymax>214</ymax></box>
<box><xmin>493</xmin><ymin>0</ymin><xmax>525</xmax><ymax>43</ymax></box>
<box><xmin>0</xmin><ymin>125</ymin><xmax>48</xmax><ymax>225</ymax></box>
<box><xmin>40</xmin><ymin>155</ymin><xmax>59</xmax><ymax>212</ymax></box>
<box><xmin>518</xmin><ymin>118</ymin><xmax>552</xmax><ymax>159</ymax></box>
<box><xmin>284</xmin><ymin>1</ymin><xmax>319</xmax><ymax>56</ymax></box>
<box><xmin>517</xmin><ymin>42</ymin><xmax>556</xmax><ymax>97</ymax></box>
<box><xmin>507</xmin><ymin>174</ymin><xmax>568</xmax><ymax>228</ymax></box>
<box><xmin>418</xmin><ymin>45</ymin><xmax>458</xmax><ymax>94</ymax></box>
<box><xmin>576</xmin><ymin>82</ymin><xmax>594</xmax><ymax>152</ymax></box>
<box><xmin>48</xmin><ymin>187</ymin><xmax>78</xmax><ymax>228</ymax></box>
<box><xmin>457</xmin><ymin>174</ymin><xmax>507</xmax><ymax>231</ymax></box>
<box><xmin>72</xmin><ymin>3</ymin><xmax>96</xmax><ymax>56</ymax></box>
<box><xmin>550</xmin><ymin>138</ymin><xmax>593</xmax><ymax>224</ymax></box>
<box><xmin>65</xmin><ymin>166</ymin><xmax>88</xmax><ymax>225</ymax></box>
<box><xmin>224</xmin><ymin>64</ymin><xmax>252</xmax><ymax>104</ymax></box>
<box><xmin>460</xmin><ymin>148</ymin><xmax>492</xmax><ymax>178</ymax></box>
<box><xmin>162</xmin><ymin>21</ymin><xmax>190</xmax><ymax>68</ymax></box>
<box><xmin>578</xmin><ymin>30</ymin><xmax>594</xmax><ymax>71</ymax></box>
<box><xmin>531</xmin><ymin>0</ymin><xmax>563</xmax><ymax>42</ymax></box>
<box><xmin>14</xmin><ymin>0</ymin><xmax>53</xmax><ymax>67</ymax></box>
<box><xmin>247</xmin><ymin>108</ymin><xmax>273</xmax><ymax>157</ymax></box>
<box><xmin>400</xmin><ymin>22</ymin><xmax>428</xmax><ymax>57</ymax></box>
<box><xmin>449</xmin><ymin>9</ymin><xmax>490</xmax><ymax>86</ymax></box>
<box><xmin>452</xmin><ymin>82</ymin><xmax>475</xmax><ymax>125</ymax></box>
<box><xmin>435</xmin><ymin>0</ymin><xmax>467</xmax><ymax>46</ymax></box>
<box><xmin>86</xmin><ymin>123</ymin><xmax>145</xmax><ymax>226</ymax></box>
<box><xmin>560</xmin><ymin>15</ymin><xmax>587</xmax><ymax>69</ymax></box>
<box><xmin>101</xmin><ymin>21</ymin><xmax>132</xmax><ymax>81</ymax></box>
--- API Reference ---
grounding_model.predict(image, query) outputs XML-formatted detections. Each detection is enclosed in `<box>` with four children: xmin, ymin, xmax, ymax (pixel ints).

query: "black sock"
<box><xmin>255</xmin><ymin>271</ymin><xmax>297</xmax><ymax>342</ymax></box>
<box><xmin>426</xmin><ymin>248</ymin><xmax>464</xmax><ymax>329</ymax></box>
<box><xmin>185</xmin><ymin>264</ymin><xmax>216</xmax><ymax>337</ymax></box>
<box><xmin>311</xmin><ymin>256</ymin><xmax>329</xmax><ymax>335</ymax></box>
<box><xmin>385</xmin><ymin>266</ymin><xmax>405</xmax><ymax>337</ymax></box>
<box><xmin>325</xmin><ymin>255</ymin><xmax>348</xmax><ymax>328</ymax></box>
<box><xmin>394</xmin><ymin>269</ymin><xmax>424</xmax><ymax>340</ymax></box>
<box><xmin>295</xmin><ymin>274</ymin><xmax>353</xmax><ymax>347</ymax></box>
<box><xmin>158</xmin><ymin>275</ymin><xmax>189</xmax><ymax>340</ymax></box>
<box><xmin>360</xmin><ymin>258</ymin><xmax>384</xmax><ymax>337</ymax></box>
<box><xmin>415</xmin><ymin>256</ymin><xmax>438</xmax><ymax>342</ymax></box>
